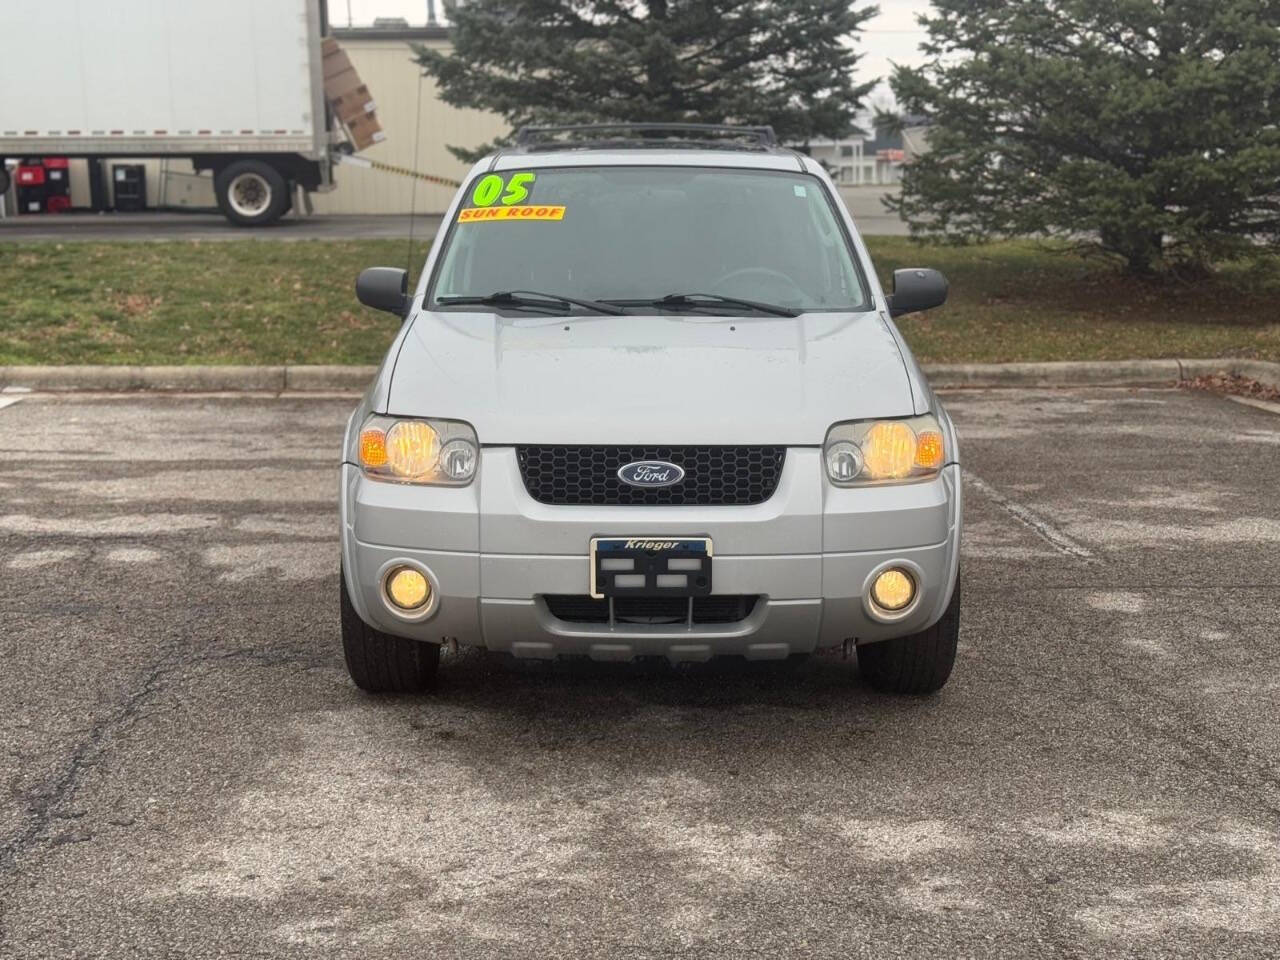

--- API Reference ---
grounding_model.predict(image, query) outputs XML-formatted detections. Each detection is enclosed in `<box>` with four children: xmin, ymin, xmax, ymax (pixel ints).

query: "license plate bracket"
<box><xmin>589</xmin><ymin>537</ymin><xmax>713</xmax><ymax>600</ymax></box>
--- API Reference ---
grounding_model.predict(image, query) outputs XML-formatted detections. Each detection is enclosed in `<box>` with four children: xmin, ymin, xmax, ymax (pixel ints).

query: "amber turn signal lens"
<box><xmin>386</xmin><ymin>567</ymin><xmax>430</xmax><ymax>610</ymax></box>
<box><xmin>871</xmin><ymin>568</ymin><xmax>915</xmax><ymax>611</ymax></box>
<box><xmin>915</xmin><ymin>430</ymin><xmax>945</xmax><ymax>470</ymax></box>
<box><xmin>359</xmin><ymin>428</ymin><xmax>387</xmax><ymax>468</ymax></box>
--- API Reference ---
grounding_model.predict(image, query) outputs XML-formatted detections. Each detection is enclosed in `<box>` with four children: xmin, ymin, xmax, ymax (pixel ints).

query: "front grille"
<box><xmin>543</xmin><ymin>594</ymin><xmax>760</xmax><ymax>625</ymax></box>
<box><xmin>516</xmin><ymin>446</ymin><xmax>786</xmax><ymax>506</ymax></box>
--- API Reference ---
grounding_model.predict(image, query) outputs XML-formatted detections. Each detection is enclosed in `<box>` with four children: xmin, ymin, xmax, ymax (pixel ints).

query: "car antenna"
<box><xmin>405</xmin><ymin>67</ymin><xmax>425</xmax><ymax>278</ymax></box>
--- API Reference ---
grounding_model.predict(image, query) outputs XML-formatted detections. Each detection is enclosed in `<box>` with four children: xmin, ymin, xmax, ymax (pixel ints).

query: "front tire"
<box><xmin>340</xmin><ymin>570</ymin><xmax>440</xmax><ymax>693</ymax></box>
<box><xmin>214</xmin><ymin>159</ymin><xmax>289</xmax><ymax>227</ymax></box>
<box><xmin>858</xmin><ymin>575</ymin><xmax>960</xmax><ymax>695</ymax></box>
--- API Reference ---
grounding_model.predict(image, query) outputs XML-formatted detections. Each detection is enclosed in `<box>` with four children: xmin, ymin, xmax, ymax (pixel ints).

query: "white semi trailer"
<box><xmin>0</xmin><ymin>0</ymin><xmax>345</xmax><ymax>226</ymax></box>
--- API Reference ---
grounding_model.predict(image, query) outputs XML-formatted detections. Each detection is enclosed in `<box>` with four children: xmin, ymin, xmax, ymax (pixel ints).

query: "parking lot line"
<box><xmin>1227</xmin><ymin>395</ymin><xmax>1280</xmax><ymax>416</ymax></box>
<box><xmin>963</xmin><ymin>469</ymin><xmax>1099</xmax><ymax>562</ymax></box>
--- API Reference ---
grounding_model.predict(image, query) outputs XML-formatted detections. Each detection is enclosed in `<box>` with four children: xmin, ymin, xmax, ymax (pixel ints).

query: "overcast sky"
<box><xmin>341</xmin><ymin>0</ymin><xmax>933</xmax><ymax>103</ymax></box>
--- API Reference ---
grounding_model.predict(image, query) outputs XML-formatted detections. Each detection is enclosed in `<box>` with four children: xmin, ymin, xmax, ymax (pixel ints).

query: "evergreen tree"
<box><xmin>415</xmin><ymin>0</ymin><xmax>879</xmax><ymax>161</ymax></box>
<box><xmin>888</xmin><ymin>0</ymin><xmax>1280</xmax><ymax>275</ymax></box>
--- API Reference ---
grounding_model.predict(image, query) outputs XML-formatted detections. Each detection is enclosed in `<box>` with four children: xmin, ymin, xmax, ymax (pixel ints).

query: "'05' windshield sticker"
<box><xmin>460</xmin><ymin>171</ymin><xmax>563</xmax><ymax>222</ymax></box>
<box><xmin>458</xmin><ymin>205</ymin><xmax>565</xmax><ymax>223</ymax></box>
<box><xmin>469</xmin><ymin>171</ymin><xmax>536</xmax><ymax>207</ymax></box>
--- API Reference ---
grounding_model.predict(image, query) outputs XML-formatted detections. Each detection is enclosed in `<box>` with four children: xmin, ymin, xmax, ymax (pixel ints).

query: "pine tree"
<box><xmin>889</xmin><ymin>0</ymin><xmax>1280</xmax><ymax>275</ymax></box>
<box><xmin>415</xmin><ymin>0</ymin><xmax>879</xmax><ymax>161</ymax></box>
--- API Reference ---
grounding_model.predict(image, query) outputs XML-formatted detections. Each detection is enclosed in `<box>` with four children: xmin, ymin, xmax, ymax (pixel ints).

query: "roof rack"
<box><xmin>512</xmin><ymin>123</ymin><xmax>778</xmax><ymax>152</ymax></box>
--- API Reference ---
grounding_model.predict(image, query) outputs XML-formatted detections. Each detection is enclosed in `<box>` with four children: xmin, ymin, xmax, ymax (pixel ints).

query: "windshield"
<box><xmin>429</xmin><ymin>166</ymin><xmax>869</xmax><ymax>313</ymax></box>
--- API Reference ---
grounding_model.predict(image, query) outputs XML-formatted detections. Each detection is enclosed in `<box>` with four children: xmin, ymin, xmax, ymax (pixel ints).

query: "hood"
<box><xmin>385</xmin><ymin>309</ymin><xmax>915</xmax><ymax>445</ymax></box>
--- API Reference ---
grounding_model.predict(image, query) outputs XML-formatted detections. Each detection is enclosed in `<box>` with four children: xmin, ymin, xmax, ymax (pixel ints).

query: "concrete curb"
<box><xmin>924</xmin><ymin>358</ymin><xmax>1280</xmax><ymax>389</ymax></box>
<box><xmin>923</xmin><ymin>359</ymin><xmax>1184</xmax><ymax>388</ymax></box>
<box><xmin>0</xmin><ymin>365</ymin><xmax>379</xmax><ymax>393</ymax></box>
<box><xmin>1172</xmin><ymin>358</ymin><xmax>1280</xmax><ymax>386</ymax></box>
<box><xmin>283</xmin><ymin>365</ymin><xmax>380</xmax><ymax>392</ymax></box>
<box><xmin>0</xmin><ymin>359</ymin><xmax>1277</xmax><ymax>393</ymax></box>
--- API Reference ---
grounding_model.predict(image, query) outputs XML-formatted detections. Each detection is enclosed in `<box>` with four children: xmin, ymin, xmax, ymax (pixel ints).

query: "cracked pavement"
<box><xmin>2</xmin><ymin>386</ymin><xmax>1279</xmax><ymax>958</ymax></box>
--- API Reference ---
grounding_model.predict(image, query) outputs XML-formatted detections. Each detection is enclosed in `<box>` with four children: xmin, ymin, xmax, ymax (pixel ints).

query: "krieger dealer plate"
<box><xmin>589</xmin><ymin>537</ymin><xmax>713</xmax><ymax>599</ymax></box>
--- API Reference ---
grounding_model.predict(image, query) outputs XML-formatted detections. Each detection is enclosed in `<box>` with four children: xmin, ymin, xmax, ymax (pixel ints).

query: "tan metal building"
<box><xmin>311</xmin><ymin>24</ymin><xmax>505</xmax><ymax>214</ymax></box>
<box><xmin>30</xmin><ymin>25</ymin><xmax>505</xmax><ymax>216</ymax></box>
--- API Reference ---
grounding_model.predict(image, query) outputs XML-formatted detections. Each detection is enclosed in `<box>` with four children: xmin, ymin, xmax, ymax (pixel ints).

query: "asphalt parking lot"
<box><xmin>2</xmin><ymin>385</ymin><xmax>1279</xmax><ymax>958</ymax></box>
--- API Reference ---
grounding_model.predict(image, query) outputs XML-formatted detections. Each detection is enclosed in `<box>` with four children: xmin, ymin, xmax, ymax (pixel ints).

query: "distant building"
<box><xmin>802</xmin><ymin>116</ymin><xmax>931</xmax><ymax>186</ymax></box>
<box><xmin>900</xmin><ymin>122</ymin><xmax>933</xmax><ymax>162</ymax></box>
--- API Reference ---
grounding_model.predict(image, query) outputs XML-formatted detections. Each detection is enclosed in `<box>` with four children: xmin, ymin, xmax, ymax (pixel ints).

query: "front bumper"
<box><xmin>340</xmin><ymin>449</ymin><xmax>961</xmax><ymax>662</ymax></box>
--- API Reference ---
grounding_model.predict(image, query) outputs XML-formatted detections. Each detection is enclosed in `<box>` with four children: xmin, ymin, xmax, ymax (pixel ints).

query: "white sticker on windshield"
<box><xmin>794</xmin><ymin>184</ymin><xmax>807</xmax><ymax>197</ymax></box>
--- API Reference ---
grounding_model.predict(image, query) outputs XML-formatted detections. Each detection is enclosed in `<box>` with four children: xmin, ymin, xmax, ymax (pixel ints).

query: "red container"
<box><xmin>16</xmin><ymin>165</ymin><xmax>45</xmax><ymax>186</ymax></box>
<box><xmin>42</xmin><ymin>156</ymin><xmax>70</xmax><ymax>170</ymax></box>
<box><xmin>46</xmin><ymin>194</ymin><xmax>72</xmax><ymax>213</ymax></box>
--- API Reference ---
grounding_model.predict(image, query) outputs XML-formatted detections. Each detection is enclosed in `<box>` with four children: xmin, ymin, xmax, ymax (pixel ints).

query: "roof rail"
<box><xmin>513</xmin><ymin>123</ymin><xmax>778</xmax><ymax>151</ymax></box>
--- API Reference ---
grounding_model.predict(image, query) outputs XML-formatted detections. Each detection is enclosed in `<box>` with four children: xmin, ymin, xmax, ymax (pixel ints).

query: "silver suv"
<box><xmin>339</xmin><ymin>124</ymin><xmax>961</xmax><ymax>695</ymax></box>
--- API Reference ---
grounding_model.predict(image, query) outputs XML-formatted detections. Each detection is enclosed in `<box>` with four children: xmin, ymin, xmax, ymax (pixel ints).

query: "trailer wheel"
<box><xmin>214</xmin><ymin>160</ymin><xmax>289</xmax><ymax>227</ymax></box>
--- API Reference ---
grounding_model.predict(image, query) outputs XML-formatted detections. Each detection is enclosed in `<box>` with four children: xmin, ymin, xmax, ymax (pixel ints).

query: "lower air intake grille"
<box><xmin>543</xmin><ymin>595</ymin><xmax>759</xmax><ymax>625</ymax></box>
<box><xmin>515</xmin><ymin>446</ymin><xmax>786</xmax><ymax>506</ymax></box>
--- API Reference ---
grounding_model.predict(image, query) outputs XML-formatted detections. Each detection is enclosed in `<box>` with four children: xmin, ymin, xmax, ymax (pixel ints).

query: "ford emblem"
<box><xmin>617</xmin><ymin>460</ymin><xmax>685</xmax><ymax>488</ymax></box>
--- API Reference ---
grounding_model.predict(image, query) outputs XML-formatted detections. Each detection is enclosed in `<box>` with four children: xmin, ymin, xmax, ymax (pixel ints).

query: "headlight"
<box><xmin>356</xmin><ymin>416</ymin><xmax>478</xmax><ymax>485</ymax></box>
<box><xmin>824</xmin><ymin>414</ymin><xmax>946</xmax><ymax>485</ymax></box>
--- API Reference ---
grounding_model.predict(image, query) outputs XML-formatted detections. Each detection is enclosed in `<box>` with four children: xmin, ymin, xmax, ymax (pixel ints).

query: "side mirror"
<box><xmin>886</xmin><ymin>268</ymin><xmax>948</xmax><ymax>318</ymax></box>
<box><xmin>356</xmin><ymin>267</ymin><xmax>410</xmax><ymax>318</ymax></box>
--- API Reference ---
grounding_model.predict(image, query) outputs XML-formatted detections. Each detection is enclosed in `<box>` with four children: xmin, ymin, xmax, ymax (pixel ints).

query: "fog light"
<box><xmin>871</xmin><ymin>568</ymin><xmax>915</xmax><ymax>611</ymax></box>
<box><xmin>386</xmin><ymin>567</ymin><xmax>430</xmax><ymax>610</ymax></box>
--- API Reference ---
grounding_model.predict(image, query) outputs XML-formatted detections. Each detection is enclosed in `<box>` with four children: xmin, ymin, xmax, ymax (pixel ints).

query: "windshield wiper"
<box><xmin>435</xmin><ymin>290</ymin><xmax>625</xmax><ymax>315</ymax></box>
<box><xmin>603</xmin><ymin>293</ymin><xmax>800</xmax><ymax>318</ymax></box>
